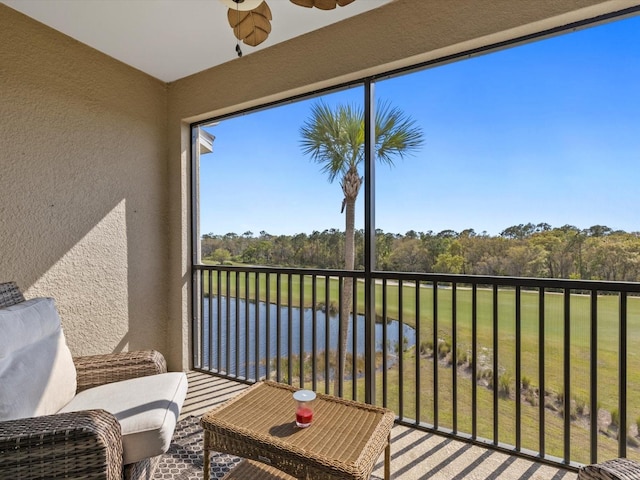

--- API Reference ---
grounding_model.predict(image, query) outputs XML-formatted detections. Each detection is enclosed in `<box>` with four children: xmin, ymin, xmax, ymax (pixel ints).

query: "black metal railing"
<box><xmin>192</xmin><ymin>264</ymin><xmax>640</xmax><ymax>469</ymax></box>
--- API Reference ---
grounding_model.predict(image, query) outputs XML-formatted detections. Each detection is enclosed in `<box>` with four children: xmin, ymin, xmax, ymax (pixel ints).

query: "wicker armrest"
<box><xmin>0</xmin><ymin>409</ymin><xmax>123</xmax><ymax>480</ymax></box>
<box><xmin>74</xmin><ymin>350</ymin><xmax>168</xmax><ymax>392</ymax></box>
<box><xmin>0</xmin><ymin>281</ymin><xmax>25</xmax><ymax>308</ymax></box>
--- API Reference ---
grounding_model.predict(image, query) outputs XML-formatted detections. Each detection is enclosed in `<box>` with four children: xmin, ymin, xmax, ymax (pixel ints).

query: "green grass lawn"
<box><xmin>342</xmin><ymin>351</ymin><xmax>628</xmax><ymax>465</ymax></box>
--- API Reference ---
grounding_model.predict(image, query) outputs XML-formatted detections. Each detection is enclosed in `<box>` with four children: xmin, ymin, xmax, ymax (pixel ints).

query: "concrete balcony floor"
<box><xmin>182</xmin><ymin>371</ymin><xmax>577</xmax><ymax>480</ymax></box>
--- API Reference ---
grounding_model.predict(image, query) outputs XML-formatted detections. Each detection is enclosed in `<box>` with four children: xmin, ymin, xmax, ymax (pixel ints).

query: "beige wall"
<box><xmin>0</xmin><ymin>5</ymin><xmax>169</xmax><ymax>358</ymax></box>
<box><xmin>1</xmin><ymin>0</ymin><xmax>632</xmax><ymax>371</ymax></box>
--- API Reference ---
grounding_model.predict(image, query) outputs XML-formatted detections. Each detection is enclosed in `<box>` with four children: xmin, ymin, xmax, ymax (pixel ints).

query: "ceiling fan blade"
<box><xmin>289</xmin><ymin>0</ymin><xmax>355</xmax><ymax>9</ymax></box>
<box><xmin>219</xmin><ymin>0</ymin><xmax>263</xmax><ymax>10</ymax></box>
<box><xmin>227</xmin><ymin>1</ymin><xmax>272</xmax><ymax>47</ymax></box>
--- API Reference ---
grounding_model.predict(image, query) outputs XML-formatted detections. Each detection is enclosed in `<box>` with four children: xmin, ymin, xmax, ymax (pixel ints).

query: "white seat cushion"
<box><xmin>59</xmin><ymin>372</ymin><xmax>188</xmax><ymax>465</ymax></box>
<box><xmin>0</xmin><ymin>297</ymin><xmax>77</xmax><ymax>421</ymax></box>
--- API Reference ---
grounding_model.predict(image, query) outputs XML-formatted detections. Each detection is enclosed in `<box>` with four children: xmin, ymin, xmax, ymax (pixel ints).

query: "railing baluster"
<box><xmin>452</xmin><ymin>282</ymin><xmax>458</xmax><ymax>433</ymax></box>
<box><xmin>208</xmin><ymin>270</ymin><xmax>213</xmax><ymax>372</ymax></box>
<box><xmin>265</xmin><ymin>272</ymin><xmax>271</xmax><ymax>381</ymax></box>
<box><xmin>312</xmin><ymin>275</ymin><xmax>318</xmax><ymax>392</ymax></box>
<box><xmin>382</xmin><ymin>278</ymin><xmax>388</xmax><ymax>408</ymax></box>
<box><xmin>276</xmin><ymin>273</ymin><xmax>282</xmax><ymax>383</ymax></box>
<box><xmin>415</xmin><ymin>280</ymin><xmax>421</xmax><ymax>425</ymax></box>
<box><xmin>192</xmin><ymin>271</ymin><xmax>200</xmax><ymax>370</ymax></box>
<box><xmin>288</xmin><ymin>274</ymin><xmax>293</xmax><ymax>385</ymax></box>
<box><xmin>564</xmin><ymin>289</ymin><xmax>571</xmax><ymax>463</ymax></box>
<box><xmin>325</xmin><ymin>274</ymin><xmax>330</xmax><ymax>395</ymax></box>
<box><xmin>493</xmin><ymin>284</ymin><xmax>499</xmax><ymax>445</ymax></box>
<box><xmin>199</xmin><ymin>271</ymin><xmax>205</xmax><ymax>370</ymax></box>
<box><xmin>590</xmin><ymin>289</ymin><xmax>598</xmax><ymax>464</ymax></box>
<box><xmin>352</xmin><ymin>276</ymin><xmax>358</xmax><ymax>401</ymax></box>
<box><xmin>515</xmin><ymin>285</ymin><xmax>522</xmax><ymax>451</ymax></box>
<box><xmin>245</xmin><ymin>272</ymin><xmax>250</xmax><ymax>381</ymax></box>
<box><xmin>539</xmin><ymin>287</ymin><xmax>545</xmax><ymax>458</ymax></box>
<box><xmin>300</xmin><ymin>274</ymin><xmax>305</xmax><ymax>388</ymax></box>
<box><xmin>338</xmin><ymin>276</ymin><xmax>344</xmax><ymax>398</ymax></box>
<box><xmin>398</xmin><ymin>279</ymin><xmax>404</xmax><ymax>420</ymax></box>
<box><xmin>254</xmin><ymin>272</ymin><xmax>260</xmax><ymax>382</ymax></box>
<box><xmin>433</xmin><ymin>280</ymin><xmax>438</xmax><ymax>429</ymax></box>
<box><xmin>472</xmin><ymin>283</ymin><xmax>477</xmax><ymax>439</ymax></box>
<box><xmin>235</xmin><ymin>271</ymin><xmax>241</xmax><ymax>379</ymax></box>
<box><xmin>225</xmin><ymin>270</ymin><xmax>231</xmax><ymax>376</ymax></box>
<box><xmin>619</xmin><ymin>292</ymin><xmax>628</xmax><ymax>458</ymax></box>
<box><xmin>216</xmin><ymin>270</ymin><xmax>226</xmax><ymax>373</ymax></box>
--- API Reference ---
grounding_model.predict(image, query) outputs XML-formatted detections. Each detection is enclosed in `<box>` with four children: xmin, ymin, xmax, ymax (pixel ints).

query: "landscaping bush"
<box><xmin>499</xmin><ymin>372</ymin><xmax>512</xmax><ymax>398</ymax></box>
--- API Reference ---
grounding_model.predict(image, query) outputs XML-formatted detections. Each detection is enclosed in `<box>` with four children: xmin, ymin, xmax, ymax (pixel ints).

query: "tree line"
<box><xmin>201</xmin><ymin>223</ymin><xmax>640</xmax><ymax>282</ymax></box>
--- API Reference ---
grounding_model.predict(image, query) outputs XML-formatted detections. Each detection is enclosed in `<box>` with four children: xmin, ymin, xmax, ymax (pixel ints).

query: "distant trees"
<box><xmin>211</xmin><ymin>248</ymin><xmax>231</xmax><ymax>265</ymax></box>
<box><xmin>201</xmin><ymin>224</ymin><xmax>640</xmax><ymax>282</ymax></box>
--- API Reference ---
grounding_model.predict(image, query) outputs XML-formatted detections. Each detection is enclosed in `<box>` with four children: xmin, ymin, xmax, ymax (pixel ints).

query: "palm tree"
<box><xmin>299</xmin><ymin>100</ymin><xmax>424</xmax><ymax>395</ymax></box>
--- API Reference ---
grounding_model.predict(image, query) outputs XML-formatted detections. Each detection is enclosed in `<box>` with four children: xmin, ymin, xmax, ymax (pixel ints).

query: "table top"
<box><xmin>201</xmin><ymin>381</ymin><xmax>395</xmax><ymax>479</ymax></box>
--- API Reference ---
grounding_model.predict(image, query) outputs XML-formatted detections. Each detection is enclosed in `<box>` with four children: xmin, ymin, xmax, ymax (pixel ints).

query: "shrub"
<box><xmin>499</xmin><ymin>372</ymin><xmax>512</xmax><ymax>398</ymax></box>
<box><xmin>438</xmin><ymin>340</ymin><xmax>451</xmax><ymax>359</ymax></box>
<box><xmin>521</xmin><ymin>375</ymin><xmax>531</xmax><ymax>390</ymax></box>
<box><xmin>420</xmin><ymin>340</ymin><xmax>433</xmax><ymax>356</ymax></box>
<box><xmin>611</xmin><ymin>408</ymin><xmax>620</xmax><ymax>428</ymax></box>
<box><xmin>456</xmin><ymin>349</ymin><xmax>469</xmax><ymax>366</ymax></box>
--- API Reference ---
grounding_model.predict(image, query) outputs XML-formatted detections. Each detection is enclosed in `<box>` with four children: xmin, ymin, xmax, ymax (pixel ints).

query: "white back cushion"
<box><xmin>0</xmin><ymin>297</ymin><xmax>77</xmax><ymax>421</ymax></box>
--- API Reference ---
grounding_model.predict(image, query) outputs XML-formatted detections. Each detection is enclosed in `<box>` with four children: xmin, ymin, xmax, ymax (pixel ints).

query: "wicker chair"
<box><xmin>0</xmin><ymin>281</ymin><xmax>183</xmax><ymax>480</ymax></box>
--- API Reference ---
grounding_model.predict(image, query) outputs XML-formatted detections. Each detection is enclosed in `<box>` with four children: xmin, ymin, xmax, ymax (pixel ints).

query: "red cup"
<box><xmin>293</xmin><ymin>390</ymin><xmax>316</xmax><ymax>428</ymax></box>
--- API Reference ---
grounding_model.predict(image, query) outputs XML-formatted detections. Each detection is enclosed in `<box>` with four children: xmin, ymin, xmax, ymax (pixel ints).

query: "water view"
<box><xmin>200</xmin><ymin>296</ymin><xmax>416</xmax><ymax>379</ymax></box>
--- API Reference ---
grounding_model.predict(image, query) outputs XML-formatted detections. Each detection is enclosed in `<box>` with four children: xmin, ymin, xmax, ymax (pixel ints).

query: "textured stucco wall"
<box><xmin>0</xmin><ymin>5</ymin><xmax>169</xmax><ymax>358</ymax></box>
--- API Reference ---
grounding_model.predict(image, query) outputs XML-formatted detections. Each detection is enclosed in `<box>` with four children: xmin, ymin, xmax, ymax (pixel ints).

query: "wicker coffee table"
<box><xmin>201</xmin><ymin>380</ymin><xmax>395</xmax><ymax>480</ymax></box>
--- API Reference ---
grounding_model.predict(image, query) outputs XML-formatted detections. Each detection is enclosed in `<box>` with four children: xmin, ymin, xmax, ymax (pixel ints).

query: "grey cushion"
<box><xmin>60</xmin><ymin>371</ymin><xmax>188</xmax><ymax>464</ymax></box>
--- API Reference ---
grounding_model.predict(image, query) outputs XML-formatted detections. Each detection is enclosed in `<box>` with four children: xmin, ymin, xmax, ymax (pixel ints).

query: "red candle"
<box><xmin>296</xmin><ymin>407</ymin><xmax>313</xmax><ymax>426</ymax></box>
<box><xmin>293</xmin><ymin>389</ymin><xmax>316</xmax><ymax>428</ymax></box>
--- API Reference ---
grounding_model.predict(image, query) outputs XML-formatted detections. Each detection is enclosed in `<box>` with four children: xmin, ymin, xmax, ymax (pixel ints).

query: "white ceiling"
<box><xmin>2</xmin><ymin>0</ymin><xmax>391</xmax><ymax>82</ymax></box>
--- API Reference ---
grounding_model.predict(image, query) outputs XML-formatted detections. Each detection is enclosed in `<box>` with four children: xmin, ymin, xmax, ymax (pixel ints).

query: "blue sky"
<box><xmin>200</xmin><ymin>14</ymin><xmax>639</xmax><ymax>237</ymax></box>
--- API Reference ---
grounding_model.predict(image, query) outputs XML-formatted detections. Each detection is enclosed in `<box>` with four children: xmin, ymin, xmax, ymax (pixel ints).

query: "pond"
<box><xmin>200</xmin><ymin>296</ymin><xmax>416</xmax><ymax>379</ymax></box>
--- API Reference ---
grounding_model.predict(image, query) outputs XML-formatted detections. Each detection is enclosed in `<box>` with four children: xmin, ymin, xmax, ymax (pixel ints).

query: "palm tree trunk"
<box><xmin>333</xmin><ymin>167</ymin><xmax>360</xmax><ymax>396</ymax></box>
<box><xmin>334</xmin><ymin>200</ymin><xmax>355</xmax><ymax>396</ymax></box>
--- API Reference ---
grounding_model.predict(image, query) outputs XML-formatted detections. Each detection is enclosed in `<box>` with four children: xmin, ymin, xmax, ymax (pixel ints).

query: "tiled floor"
<box><xmin>182</xmin><ymin>371</ymin><xmax>577</xmax><ymax>480</ymax></box>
